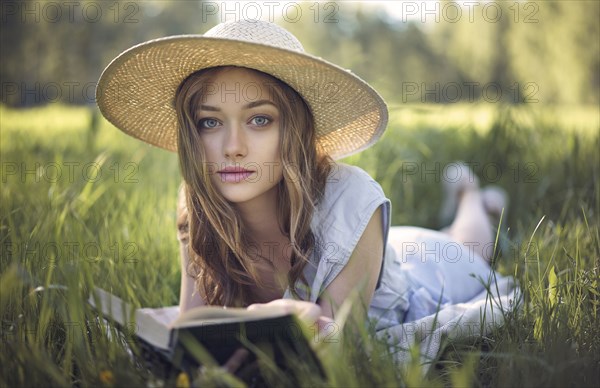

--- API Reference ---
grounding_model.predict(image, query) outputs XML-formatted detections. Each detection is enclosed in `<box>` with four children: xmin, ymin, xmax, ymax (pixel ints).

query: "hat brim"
<box><xmin>95</xmin><ymin>35</ymin><xmax>388</xmax><ymax>159</ymax></box>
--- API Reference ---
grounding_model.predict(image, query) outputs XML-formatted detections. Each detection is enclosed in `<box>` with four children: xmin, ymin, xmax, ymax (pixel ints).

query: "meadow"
<box><xmin>1</xmin><ymin>102</ymin><xmax>598</xmax><ymax>387</ymax></box>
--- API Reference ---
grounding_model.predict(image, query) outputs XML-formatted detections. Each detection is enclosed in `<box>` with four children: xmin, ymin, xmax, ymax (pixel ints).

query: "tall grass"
<box><xmin>1</xmin><ymin>103</ymin><xmax>598</xmax><ymax>387</ymax></box>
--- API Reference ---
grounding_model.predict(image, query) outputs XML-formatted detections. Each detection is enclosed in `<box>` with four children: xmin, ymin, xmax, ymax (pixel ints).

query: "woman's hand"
<box><xmin>247</xmin><ymin>299</ymin><xmax>336</xmax><ymax>338</ymax></box>
<box><xmin>199</xmin><ymin>299</ymin><xmax>337</xmax><ymax>377</ymax></box>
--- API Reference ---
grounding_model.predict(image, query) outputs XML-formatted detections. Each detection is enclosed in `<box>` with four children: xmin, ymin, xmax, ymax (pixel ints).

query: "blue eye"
<box><xmin>198</xmin><ymin>118</ymin><xmax>219</xmax><ymax>129</ymax></box>
<box><xmin>251</xmin><ymin>116</ymin><xmax>271</xmax><ymax>126</ymax></box>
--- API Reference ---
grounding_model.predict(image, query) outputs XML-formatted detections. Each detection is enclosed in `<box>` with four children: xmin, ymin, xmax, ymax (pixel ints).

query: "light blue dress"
<box><xmin>283</xmin><ymin>162</ymin><xmax>502</xmax><ymax>331</ymax></box>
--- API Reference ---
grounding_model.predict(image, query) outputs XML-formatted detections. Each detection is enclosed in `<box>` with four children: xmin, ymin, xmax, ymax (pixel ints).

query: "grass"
<box><xmin>1</xmin><ymin>102</ymin><xmax>598</xmax><ymax>387</ymax></box>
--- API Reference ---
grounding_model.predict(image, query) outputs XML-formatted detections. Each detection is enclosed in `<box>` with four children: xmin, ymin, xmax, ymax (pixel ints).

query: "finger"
<box><xmin>248</xmin><ymin>300</ymin><xmax>293</xmax><ymax>314</ymax></box>
<box><xmin>222</xmin><ymin>348</ymin><xmax>250</xmax><ymax>374</ymax></box>
<box><xmin>316</xmin><ymin>315</ymin><xmax>336</xmax><ymax>333</ymax></box>
<box><xmin>246</xmin><ymin>303</ymin><xmax>264</xmax><ymax>311</ymax></box>
<box><xmin>247</xmin><ymin>300</ymin><xmax>321</xmax><ymax>324</ymax></box>
<box><xmin>295</xmin><ymin>302</ymin><xmax>322</xmax><ymax>324</ymax></box>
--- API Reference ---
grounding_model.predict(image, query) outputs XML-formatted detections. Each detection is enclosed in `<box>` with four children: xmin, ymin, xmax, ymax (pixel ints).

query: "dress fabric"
<box><xmin>283</xmin><ymin>162</ymin><xmax>504</xmax><ymax>331</ymax></box>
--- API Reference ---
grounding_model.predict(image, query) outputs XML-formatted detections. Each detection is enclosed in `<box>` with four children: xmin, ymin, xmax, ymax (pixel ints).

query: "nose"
<box><xmin>223</xmin><ymin>123</ymin><xmax>247</xmax><ymax>160</ymax></box>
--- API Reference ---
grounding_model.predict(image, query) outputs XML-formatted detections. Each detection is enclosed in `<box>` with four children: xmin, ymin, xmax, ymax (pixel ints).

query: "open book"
<box><xmin>87</xmin><ymin>288</ymin><xmax>324</xmax><ymax>381</ymax></box>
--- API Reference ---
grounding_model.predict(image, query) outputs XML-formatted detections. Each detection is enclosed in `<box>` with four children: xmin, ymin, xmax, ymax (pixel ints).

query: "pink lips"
<box><xmin>217</xmin><ymin>166</ymin><xmax>255</xmax><ymax>183</ymax></box>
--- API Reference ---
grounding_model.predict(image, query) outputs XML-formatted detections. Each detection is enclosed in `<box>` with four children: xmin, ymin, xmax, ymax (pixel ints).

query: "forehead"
<box><xmin>199</xmin><ymin>67</ymin><xmax>276</xmax><ymax>105</ymax></box>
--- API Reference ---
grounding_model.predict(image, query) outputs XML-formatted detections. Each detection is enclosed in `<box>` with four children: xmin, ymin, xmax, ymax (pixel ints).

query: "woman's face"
<box><xmin>194</xmin><ymin>67</ymin><xmax>283</xmax><ymax>205</ymax></box>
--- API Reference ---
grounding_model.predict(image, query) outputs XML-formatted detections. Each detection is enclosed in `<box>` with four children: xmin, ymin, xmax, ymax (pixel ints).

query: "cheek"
<box><xmin>252</xmin><ymin>131</ymin><xmax>280</xmax><ymax>159</ymax></box>
<box><xmin>272</xmin><ymin>146</ymin><xmax>281</xmax><ymax>161</ymax></box>
<box><xmin>199</xmin><ymin>136</ymin><xmax>218</xmax><ymax>160</ymax></box>
<box><xmin>269</xmin><ymin>131</ymin><xmax>282</xmax><ymax>160</ymax></box>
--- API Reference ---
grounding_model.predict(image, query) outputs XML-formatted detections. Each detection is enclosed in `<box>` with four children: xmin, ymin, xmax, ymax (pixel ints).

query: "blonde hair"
<box><xmin>175</xmin><ymin>66</ymin><xmax>333</xmax><ymax>306</ymax></box>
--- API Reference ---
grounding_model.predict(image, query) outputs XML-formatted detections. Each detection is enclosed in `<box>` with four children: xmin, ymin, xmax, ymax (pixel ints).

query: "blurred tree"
<box><xmin>282</xmin><ymin>2</ymin><xmax>462</xmax><ymax>104</ymax></box>
<box><xmin>507</xmin><ymin>1</ymin><xmax>600</xmax><ymax>104</ymax></box>
<box><xmin>429</xmin><ymin>0</ymin><xmax>600</xmax><ymax>105</ymax></box>
<box><xmin>0</xmin><ymin>0</ymin><xmax>218</xmax><ymax>106</ymax></box>
<box><xmin>0</xmin><ymin>1</ymin><xmax>597</xmax><ymax>107</ymax></box>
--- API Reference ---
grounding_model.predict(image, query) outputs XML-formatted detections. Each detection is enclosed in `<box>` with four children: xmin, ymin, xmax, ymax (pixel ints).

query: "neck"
<box><xmin>235</xmin><ymin>185</ymin><xmax>286</xmax><ymax>243</ymax></box>
<box><xmin>235</xmin><ymin>185</ymin><xmax>292</xmax><ymax>297</ymax></box>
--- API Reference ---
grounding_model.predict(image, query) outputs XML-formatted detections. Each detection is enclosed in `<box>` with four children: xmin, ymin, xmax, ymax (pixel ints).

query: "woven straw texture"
<box><xmin>96</xmin><ymin>20</ymin><xmax>388</xmax><ymax>159</ymax></box>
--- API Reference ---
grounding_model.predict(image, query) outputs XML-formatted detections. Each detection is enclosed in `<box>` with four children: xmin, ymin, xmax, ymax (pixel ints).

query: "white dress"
<box><xmin>283</xmin><ymin>162</ymin><xmax>510</xmax><ymax>331</ymax></box>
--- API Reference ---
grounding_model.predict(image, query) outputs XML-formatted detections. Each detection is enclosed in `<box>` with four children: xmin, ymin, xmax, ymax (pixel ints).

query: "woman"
<box><xmin>96</xmin><ymin>19</ymin><xmax>510</xmax><ymax>369</ymax></box>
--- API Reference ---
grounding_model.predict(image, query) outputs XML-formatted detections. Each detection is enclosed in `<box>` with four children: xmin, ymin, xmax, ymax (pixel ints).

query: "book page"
<box><xmin>88</xmin><ymin>287</ymin><xmax>173</xmax><ymax>350</ymax></box>
<box><xmin>138</xmin><ymin>306</ymin><xmax>180</xmax><ymax>327</ymax></box>
<box><xmin>173</xmin><ymin>305</ymin><xmax>290</xmax><ymax>328</ymax></box>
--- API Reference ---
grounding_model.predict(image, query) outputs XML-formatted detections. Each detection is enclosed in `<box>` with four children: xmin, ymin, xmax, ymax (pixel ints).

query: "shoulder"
<box><xmin>330</xmin><ymin>162</ymin><xmax>384</xmax><ymax>192</ymax></box>
<box><xmin>294</xmin><ymin>162</ymin><xmax>392</xmax><ymax>302</ymax></box>
<box><xmin>312</xmin><ymin>162</ymin><xmax>390</xmax><ymax>261</ymax></box>
<box><xmin>304</xmin><ymin>162</ymin><xmax>390</xmax><ymax>300</ymax></box>
<box><xmin>317</xmin><ymin>162</ymin><xmax>387</xmax><ymax>213</ymax></box>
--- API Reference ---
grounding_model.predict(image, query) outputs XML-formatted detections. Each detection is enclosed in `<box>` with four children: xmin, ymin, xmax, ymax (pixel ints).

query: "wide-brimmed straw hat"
<box><xmin>96</xmin><ymin>19</ymin><xmax>388</xmax><ymax>159</ymax></box>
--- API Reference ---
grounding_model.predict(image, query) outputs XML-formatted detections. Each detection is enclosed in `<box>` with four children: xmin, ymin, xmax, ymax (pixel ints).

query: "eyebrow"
<box><xmin>197</xmin><ymin>99</ymin><xmax>277</xmax><ymax>112</ymax></box>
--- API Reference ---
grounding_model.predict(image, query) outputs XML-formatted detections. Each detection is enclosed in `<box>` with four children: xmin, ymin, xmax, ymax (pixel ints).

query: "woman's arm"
<box><xmin>318</xmin><ymin>205</ymin><xmax>384</xmax><ymax>319</ymax></box>
<box><xmin>246</xmin><ymin>206</ymin><xmax>384</xmax><ymax>339</ymax></box>
<box><xmin>179</xmin><ymin>238</ymin><xmax>206</xmax><ymax>313</ymax></box>
<box><xmin>177</xmin><ymin>184</ymin><xmax>206</xmax><ymax>314</ymax></box>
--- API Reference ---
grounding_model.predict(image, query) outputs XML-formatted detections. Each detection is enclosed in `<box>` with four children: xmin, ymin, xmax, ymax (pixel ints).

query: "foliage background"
<box><xmin>1</xmin><ymin>1</ymin><xmax>599</xmax><ymax>387</ymax></box>
<box><xmin>1</xmin><ymin>0</ymin><xmax>599</xmax><ymax>107</ymax></box>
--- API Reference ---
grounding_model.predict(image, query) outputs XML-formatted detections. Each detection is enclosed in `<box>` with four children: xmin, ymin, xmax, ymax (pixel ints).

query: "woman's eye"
<box><xmin>250</xmin><ymin>116</ymin><xmax>271</xmax><ymax>127</ymax></box>
<box><xmin>198</xmin><ymin>118</ymin><xmax>219</xmax><ymax>129</ymax></box>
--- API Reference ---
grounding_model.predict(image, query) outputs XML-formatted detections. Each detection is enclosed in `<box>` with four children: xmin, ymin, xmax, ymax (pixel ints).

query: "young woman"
<box><xmin>96</xmin><ymin>19</ymin><xmax>509</xmax><ymax>362</ymax></box>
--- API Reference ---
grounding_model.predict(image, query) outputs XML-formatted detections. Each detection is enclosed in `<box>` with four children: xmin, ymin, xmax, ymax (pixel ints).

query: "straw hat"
<box><xmin>96</xmin><ymin>19</ymin><xmax>388</xmax><ymax>159</ymax></box>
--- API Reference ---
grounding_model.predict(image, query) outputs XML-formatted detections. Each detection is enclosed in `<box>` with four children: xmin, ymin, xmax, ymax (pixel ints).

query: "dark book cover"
<box><xmin>87</xmin><ymin>288</ymin><xmax>325</xmax><ymax>385</ymax></box>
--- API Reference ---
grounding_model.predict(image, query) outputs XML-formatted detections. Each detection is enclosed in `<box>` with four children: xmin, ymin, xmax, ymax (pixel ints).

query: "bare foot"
<box><xmin>439</xmin><ymin>162</ymin><xmax>480</xmax><ymax>227</ymax></box>
<box><xmin>481</xmin><ymin>185</ymin><xmax>509</xmax><ymax>226</ymax></box>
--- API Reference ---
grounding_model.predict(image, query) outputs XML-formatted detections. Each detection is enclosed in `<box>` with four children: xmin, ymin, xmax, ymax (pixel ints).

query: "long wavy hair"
<box><xmin>174</xmin><ymin>66</ymin><xmax>333</xmax><ymax>307</ymax></box>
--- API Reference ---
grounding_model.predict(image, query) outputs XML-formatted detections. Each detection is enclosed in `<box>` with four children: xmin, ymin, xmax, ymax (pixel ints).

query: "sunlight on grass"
<box><xmin>1</xmin><ymin>103</ymin><xmax>598</xmax><ymax>386</ymax></box>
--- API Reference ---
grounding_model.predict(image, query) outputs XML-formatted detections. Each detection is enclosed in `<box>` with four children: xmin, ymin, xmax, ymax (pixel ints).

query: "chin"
<box><xmin>216</xmin><ymin>186</ymin><xmax>260</xmax><ymax>203</ymax></box>
<box><xmin>218</xmin><ymin>185</ymin><xmax>279</xmax><ymax>206</ymax></box>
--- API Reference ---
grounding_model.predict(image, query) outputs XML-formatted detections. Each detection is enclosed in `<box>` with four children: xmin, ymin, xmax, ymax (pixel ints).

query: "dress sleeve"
<box><xmin>308</xmin><ymin>163</ymin><xmax>391</xmax><ymax>301</ymax></box>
